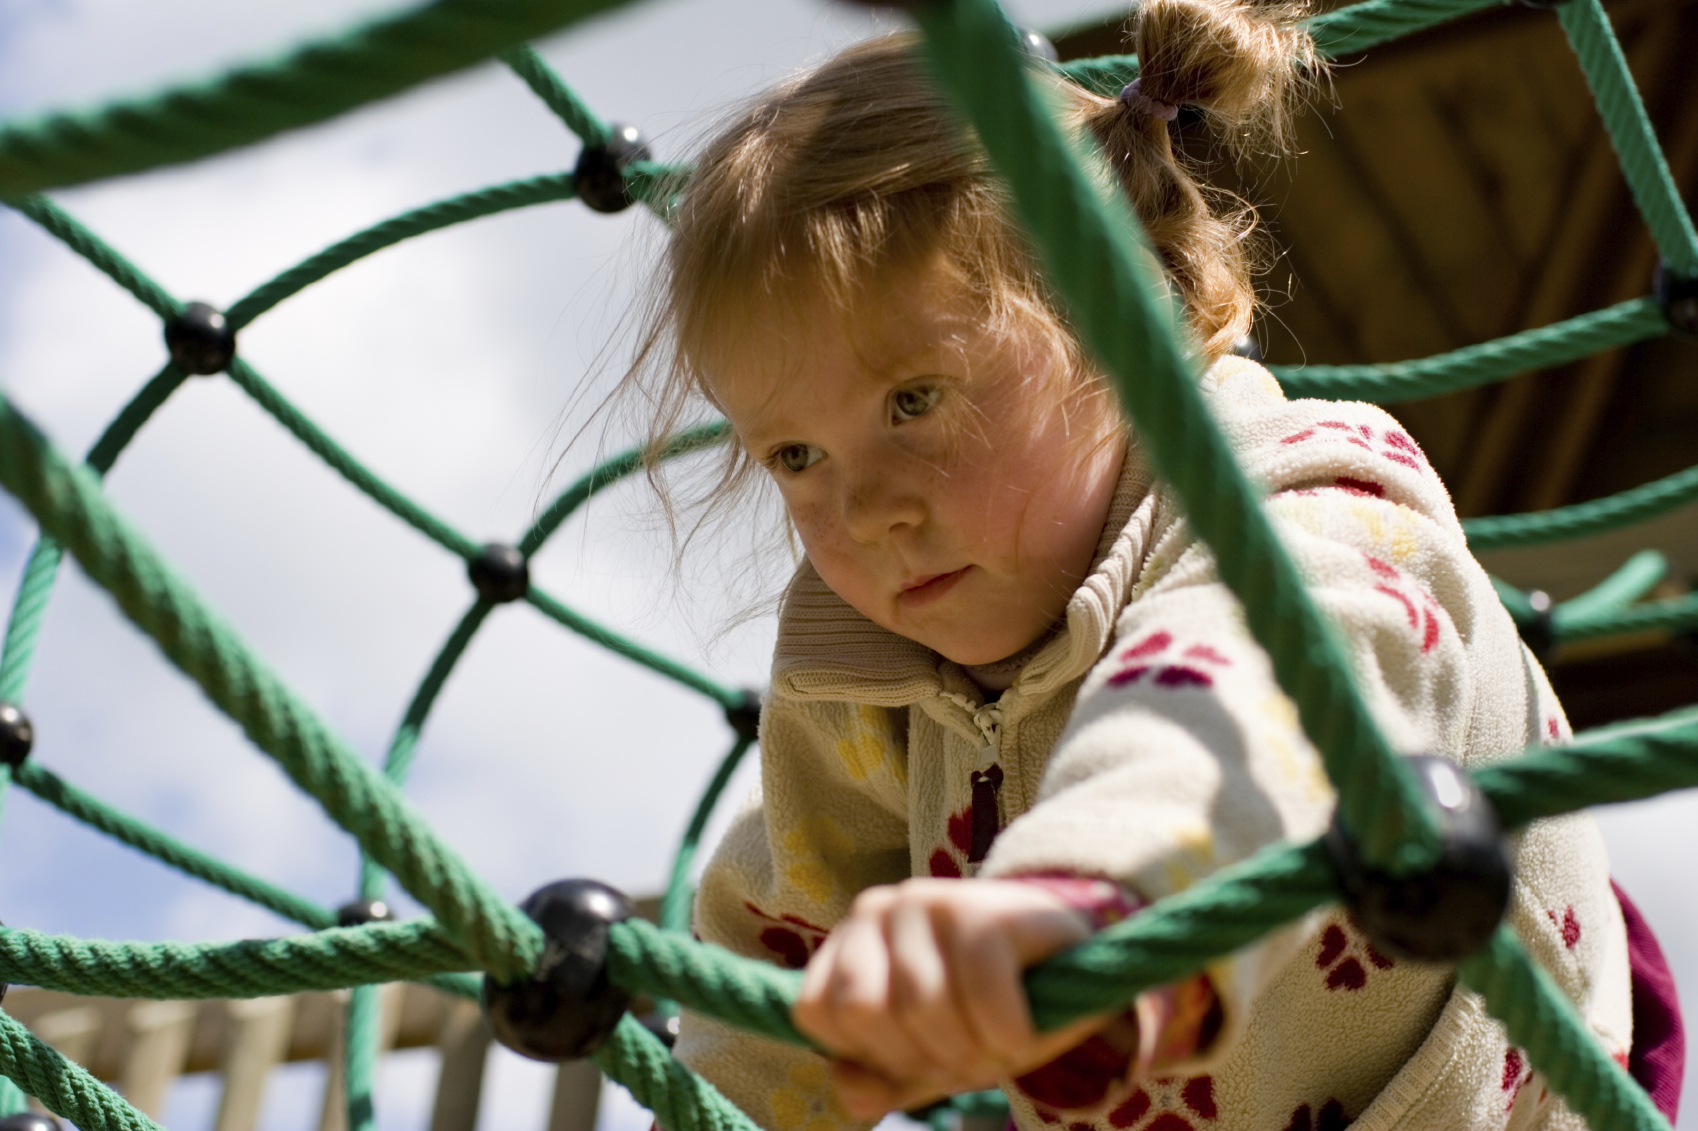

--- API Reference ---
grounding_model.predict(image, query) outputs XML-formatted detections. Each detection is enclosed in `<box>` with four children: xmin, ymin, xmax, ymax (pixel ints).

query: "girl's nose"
<box><xmin>840</xmin><ymin>460</ymin><xmax>927</xmax><ymax>544</ymax></box>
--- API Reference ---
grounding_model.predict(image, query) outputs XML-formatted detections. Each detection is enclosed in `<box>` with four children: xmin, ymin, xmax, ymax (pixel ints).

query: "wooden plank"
<box><xmin>547</xmin><ymin>1060</ymin><xmax>603</xmax><ymax>1131</ymax></box>
<box><xmin>428</xmin><ymin>999</ymin><xmax>491</xmax><ymax>1131</ymax></box>
<box><xmin>214</xmin><ymin>997</ymin><xmax>296</xmax><ymax>1131</ymax></box>
<box><xmin>317</xmin><ymin>985</ymin><xmax>406</xmax><ymax>1131</ymax></box>
<box><xmin>31</xmin><ymin>1006</ymin><xmax>101</xmax><ymax>1068</ymax></box>
<box><xmin>120</xmin><ymin>1000</ymin><xmax>197</xmax><ymax>1119</ymax></box>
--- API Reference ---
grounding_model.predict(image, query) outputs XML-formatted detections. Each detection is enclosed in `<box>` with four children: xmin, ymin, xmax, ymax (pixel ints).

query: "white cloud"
<box><xmin>9</xmin><ymin>0</ymin><xmax>1690</xmax><ymax>1130</ymax></box>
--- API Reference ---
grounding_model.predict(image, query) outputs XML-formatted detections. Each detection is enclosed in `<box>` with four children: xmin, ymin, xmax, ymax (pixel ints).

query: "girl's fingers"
<box><xmin>948</xmin><ymin>908</ymin><xmax>1038</xmax><ymax>1066</ymax></box>
<box><xmin>888</xmin><ymin>897</ymin><xmax>980</xmax><ymax>1070</ymax></box>
<box><xmin>797</xmin><ymin>892</ymin><xmax>940</xmax><ymax>1078</ymax></box>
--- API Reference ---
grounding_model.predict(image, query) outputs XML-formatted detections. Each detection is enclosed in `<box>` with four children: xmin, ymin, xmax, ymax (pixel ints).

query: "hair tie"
<box><xmin>1118</xmin><ymin>78</ymin><xmax>1179</xmax><ymax>122</ymax></box>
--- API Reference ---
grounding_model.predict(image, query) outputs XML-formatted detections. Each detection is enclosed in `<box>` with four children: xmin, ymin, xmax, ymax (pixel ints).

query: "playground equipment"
<box><xmin>0</xmin><ymin>0</ymin><xmax>1695</xmax><ymax>1129</ymax></box>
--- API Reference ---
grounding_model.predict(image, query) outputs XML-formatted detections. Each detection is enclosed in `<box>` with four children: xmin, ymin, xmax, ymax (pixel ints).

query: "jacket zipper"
<box><xmin>967</xmin><ymin>704</ymin><xmax>1003</xmax><ymax>863</ymax></box>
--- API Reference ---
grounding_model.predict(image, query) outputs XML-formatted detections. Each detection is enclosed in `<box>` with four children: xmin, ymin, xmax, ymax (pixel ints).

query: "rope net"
<box><xmin>0</xmin><ymin>0</ymin><xmax>1693</xmax><ymax>1129</ymax></box>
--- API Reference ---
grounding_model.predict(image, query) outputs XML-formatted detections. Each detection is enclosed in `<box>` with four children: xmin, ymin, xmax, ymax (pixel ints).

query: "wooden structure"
<box><xmin>1057</xmin><ymin>0</ymin><xmax>1698</xmax><ymax>728</ymax></box>
<box><xmin>2</xmin><ymin>983</ymin><xmax>604</xmax><ymax>1131</ymax></box>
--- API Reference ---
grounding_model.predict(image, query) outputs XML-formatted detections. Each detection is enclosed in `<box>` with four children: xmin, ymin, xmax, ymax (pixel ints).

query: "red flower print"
<box><xmin>929</xmin><ymin>802</ymin><xmax>975</xmax><ymax>877</ymax></box>
<box><xmin>1282</xmin><ymin>1099</ymin><xmax>1350</xmax><ymax>1131</ymax></box>
<box><xmin>1315</xmin><ymin>921</ymin><xmax>1394</xmax><ymax>991</ymax></box>
<box><xmin>1279</xmin><ymin>420</ymin><xmax>1426</xmax><ymax>473</ymax></box>
<box><xmin>743</xmin><ymin>902</ymin><xmax>830</xmax><ymax>969</ymax></box>
<box><xmin>1546</xmin><ymin>906</ymin><xmax>1581</xmax><ymax>949</ymax></box>
<box><xmin>1101</xmin><ymin>1075</ymin><xmax>1217</xmax><ymax>1131</ymax></box>
<box><xmin>1502</xmin><ymin>1047</ymin><xmax>1533</xmax><ymax>1110</ymax></box>
<box><xmin>1107</xmin><ymin>632</ymin><xmax>1231</xmax><ymax>690</ymax></box>
<box><xmin>1365</xmin><ymin>555</ymin><xmax>1441</xmax><ymax>653</ymax></box>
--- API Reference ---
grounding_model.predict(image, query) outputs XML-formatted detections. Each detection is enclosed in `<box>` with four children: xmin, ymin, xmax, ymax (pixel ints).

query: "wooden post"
<box><xmin>214</xmin><ymin>997</ymin><xmax>296</xmax><ymax>1131</ymax></box>
<box><xmin>547</xmin><ymin>1060</ymin><xmax>602</xmax><ymax>1131</ymax></box>
<box><xmin>120</xmin><ymin>1001</ymin><xmax>198</xmax><ymax>1119</ymax></box>
<box><xmin>317</xmin><ymin>985</ymin><xmax>405</xmax><ymax>1131</ymax></box>
<box><xmin>427</xmin><ymin>998</ymin><xmax>491</xmax><ymax>1131</ymax></box>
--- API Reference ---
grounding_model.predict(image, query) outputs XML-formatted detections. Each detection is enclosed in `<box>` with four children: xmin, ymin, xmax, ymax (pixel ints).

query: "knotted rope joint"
<box><xmin>1655</xmin><ymin>261</ymin><xmax>1698</xmax><ymax>336</ymax></box>
<box><xmin>574</xmin><ymin>124</ymin><xmax>653</xmax><ymax>214</ymax></box>
<box><xmin>1326</xmin><ymin>756</ymin><xmax>1511</xmax><ymax>962</ymax></box>
<box><xmin>482</xmin><ymin>879</ymin><xmax>638</xmax><ymax>1061</ymax></box>
<box><xmin>468</xmin><ymin>544</ymin><xmax>530</xmax><ymax>604</ymax></box>
<box><xmin>162</xmin><ymin>303</ymin><xmax>236</xmax><ymax>376</ymax></box>
<box><xmin>0</xmin><ymin>702</ymin><xmax>32</xmax><ymax>768</ymax></box>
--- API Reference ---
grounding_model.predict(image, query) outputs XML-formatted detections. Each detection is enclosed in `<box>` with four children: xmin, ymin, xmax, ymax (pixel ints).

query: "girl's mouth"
<box><xmin>897</xmin><ymin>567</ymin><xmax>969</xmax><ymax>607</ymax></box>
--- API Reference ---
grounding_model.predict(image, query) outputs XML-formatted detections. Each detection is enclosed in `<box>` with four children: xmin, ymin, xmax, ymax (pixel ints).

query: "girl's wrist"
<box><xmin>1005</xmin><ymin>874</ymin><xmax>1221</xmax><ymax>1116</ymax></box>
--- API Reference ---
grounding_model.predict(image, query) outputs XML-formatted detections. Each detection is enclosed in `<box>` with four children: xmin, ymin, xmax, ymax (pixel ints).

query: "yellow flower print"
<box><xmin>1347</xmin><ymin>497</ymin><xmax>1420</xmax><ymax>563</ymax></box>
<box><xmin>785</xmin><ymin>814</ymin><xmax>853</xmax><ymax>903</ymax></box>
<box><xmin>836</xmin><ymin>705</ymin><xmax>902</xmax><ymax>783</ymax></box>
<box><xmin>1162</xmin><ymin>822</ymin><xmax>1218</xmax><ymax>893</ymax></box>
<box><xmin>1258</xmin><ymin>691</ymin><xmax>1331</xmax><ymax>803</ymax></box>
<box><xmin>769</xmin><ymin>1061</ymin><xmax>847</xmax><ymax>1131</ymax></box>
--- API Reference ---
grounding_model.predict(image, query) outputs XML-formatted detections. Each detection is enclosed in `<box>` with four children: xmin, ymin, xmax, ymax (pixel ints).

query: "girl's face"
<box><xmin>706</xmin><ymin>261</ymin><xmax>1126</xmax><ymax>666</ymax></box>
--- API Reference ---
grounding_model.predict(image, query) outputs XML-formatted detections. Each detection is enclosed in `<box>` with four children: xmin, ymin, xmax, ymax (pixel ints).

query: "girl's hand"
<box><xmin>792</xmin><ymin>878</ymin><xmax>1116</xmax><ymax>1121</ymax></box>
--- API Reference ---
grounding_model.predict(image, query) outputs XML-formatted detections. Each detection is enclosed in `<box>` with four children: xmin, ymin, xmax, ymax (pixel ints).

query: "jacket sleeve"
<box><xmin>674</xmin><ymin>695</ymin><xmax>912</xmax><ymax>1131</ymax></box>
<box><xmin>980</xmin><ymin>357</ymin><xmax>1540</xmax><ymax>1075</ymax></box>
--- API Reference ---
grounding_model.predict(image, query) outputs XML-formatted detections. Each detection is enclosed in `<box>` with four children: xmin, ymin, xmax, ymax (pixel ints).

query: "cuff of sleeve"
<box><xmin>1004</xmin><ymin>876</ymin><xmax>1222</xmax><ymax>1118</ymax></box>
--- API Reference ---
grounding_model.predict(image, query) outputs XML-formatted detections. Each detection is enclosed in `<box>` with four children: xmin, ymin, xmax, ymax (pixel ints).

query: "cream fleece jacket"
<box><xmin>676</xmin><ymin>356</ymin><xmax>1631</xmax><ymax>1131</ymax></box>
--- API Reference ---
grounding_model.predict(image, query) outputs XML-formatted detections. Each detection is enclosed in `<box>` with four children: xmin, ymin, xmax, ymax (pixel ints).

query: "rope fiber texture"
<box><xmin>0</xmin><ymin>391</ymin><xmax>546</xmax><ymax>985</ymax></box>
<box><xmin>0</xmin><ymin>0</ymin><xmax>640</xmax><ymax>198</ymax></box>
<box><xmin>0</xmin><ymin>0</ymin><xmax>1695</xmax><ymax>1129</ymax></box>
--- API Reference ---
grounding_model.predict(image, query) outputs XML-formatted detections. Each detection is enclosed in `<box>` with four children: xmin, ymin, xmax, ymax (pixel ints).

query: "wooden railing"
<box><xmin>3</xmin><ymin>983</ymin><xmax>604</xmax><ymax>1131</ymax></box>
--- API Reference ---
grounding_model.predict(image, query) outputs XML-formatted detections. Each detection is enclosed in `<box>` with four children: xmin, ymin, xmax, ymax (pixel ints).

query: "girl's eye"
<box><xmin>891</xmin><ymin>385</ymin><xmax>940</xmax><ymax>422</ymax></box>
<box><xmin>773</xmin><ymin>443</ymin><xmax>824</xmax><ymax>474</ymax></box>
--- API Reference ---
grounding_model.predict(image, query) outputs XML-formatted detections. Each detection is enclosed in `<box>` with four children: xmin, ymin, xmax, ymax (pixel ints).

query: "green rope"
<box><xmin>0</xmin><ymin>391</ymin><xmax>544</xmax><ymax>982</ymax></box>
<box><xmin>519</xmin><ymin>422</ymin><xmax>731</xmax><ymax>557</ymax></box>
<box><xmin>1</xmin><ymin>364</ymin><xmax>189</xmax><ymax>702</ymax></box>
<box><xmin>1460</xmin><ymin>927</ymin><xmax>1669</xmax><ymax>1131</ymax></box>
<box><xmin>0</xmin><ymin>1075</ymin><xmax>25</xmax><ymax>1118</ymax></box>
<box><xmin>660</xmin><ymin>736</ymin><xmax>755</xmax><ymax>937</ymax></box>
<box><xmin>1555</xmin><ymin>550</ymin><xmax>1668</xmax><ymax>624</ymax></box>
<box><xmin>1058</xmin><ymin>0</ymin><xmax>1503</xmax><ymax>97</ymax></box>
<box><xmin>913</xmin><ymin>0</ymin><xmax>1439</xmax><ymax>874</ymax></box>
<box><xmin>227</xmin><ymin>173</ymin><xmax>577</xmax><ymax>329</ymax></box>
<box><xmin>1307</xmin><ymin>0</ymin><xmax>1501</xmax><ymax>60</ymax></box>
<box><xmin>1492</xmin><ymin>550</ymin><xmax>1683</xmax><ymax>646</ymax></box>
<box><xmin>9</xmin><ymin>197</ymin><xmax>179</xmax><ymax>319</ymax></box>
<box><xmin>343</xmin><ymin>601</ymin><xmax>494</xmax><ymax>1131</ymax></box>
<box><xmin>524</xmin><ymin>586</ymin><xmax>742</xmax><ymax>708</ymax></box>
<box><xmin>1475</xmin><ymin>704</ymin><xmax>1698</xmax><ymax>828</ymax></box>
<box><xmin>0</xmin><ymin>920</ymin><xmax>473</xmax><ymax>999</ymax></box>
<box><xmin>14</xmin><ymin>762</ymin><xmax>337</xmax><ymax>931</ymax></box>
<box><xmin>0</xmin><ymin>1011</ymin><xmax>160</xmax><ymax>1131</ymax></box>
<box><xmin>1556</xmin><ymin>591</ymin><xmax>1698</xmax><ymax>643</ymax></box>
<box><xmin>650</xmin><ymin>734</ymin><xmax>756</xmax><ymax>1018</ymax></box>
<box><xmin>344</xmin><ymin>982</ymin><xmax>383</xmax><ymax>1131</ymax></box>
<box><xmin>1463</xmin><ymin>461</ymin><xmax>1698</xmax><ymax>550</ymax></box>
<box><xmin>226</xmin><ymin>358</ymin><xmax>735</xmax><ymax>702</ymax></box>
<box><xmin>592</xmin><ymin>1015</ymin><xmax>762</xmax><ymax>1131</ymax></box>
<box><xmin>225</xmin><ymin>358</ymin><xmax>481</xmax><ymax>560</ymax></box>
<box><xmin>0</xmin><ymin>1</ymin><xmax>1695</xmax><ymax>1128</ymax></box>
<box><xmin>0</xmin><ymin>698</ymin><xmax>1691</xmax><ymax>1115</ymax></box>
<box><xmin>0</xmin><ymin>0</ymin><xmax>647</xmax><ymax>199</ymax></box>
<box><xmin>500</xmin><ymin>46</ymin><xmax>611</xmax><ymax>148</ymax></box>
<box><xmin>1273</xmin><ymin>297</ymin><xmax>1668</xmax><ymax>404</ymax></box>
<box><xmin>1558</xmin><ymin>0</ymin><xmax>1698</xmax><ymax>278</ymax></box>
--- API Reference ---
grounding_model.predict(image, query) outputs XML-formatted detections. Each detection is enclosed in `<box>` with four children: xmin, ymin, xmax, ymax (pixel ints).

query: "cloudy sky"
<box><xmin>1</xmin><ymin>1</ymin><xmax>1695</xmax><ymax>1130</ymax></box>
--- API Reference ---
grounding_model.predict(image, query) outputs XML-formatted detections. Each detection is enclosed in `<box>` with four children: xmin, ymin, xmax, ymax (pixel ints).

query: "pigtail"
<box><xmin>1076</xmin><ymin>0</ymin><xmax>1323</xmax><ymax>358</ymax></box>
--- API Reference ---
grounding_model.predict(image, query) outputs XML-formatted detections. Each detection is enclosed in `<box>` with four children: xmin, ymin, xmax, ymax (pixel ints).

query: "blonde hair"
<box><xmin>620</xmin><ymin>0</ymin><xmax>1320</xmax><ymax>530</ymax></box>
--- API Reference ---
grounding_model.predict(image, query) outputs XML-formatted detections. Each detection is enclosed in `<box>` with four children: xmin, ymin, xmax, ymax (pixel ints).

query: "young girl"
<box><xmin>624</xmin><ymin>1</ymin><xmax>1680</xmax><ymax>1128</ymax></box>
